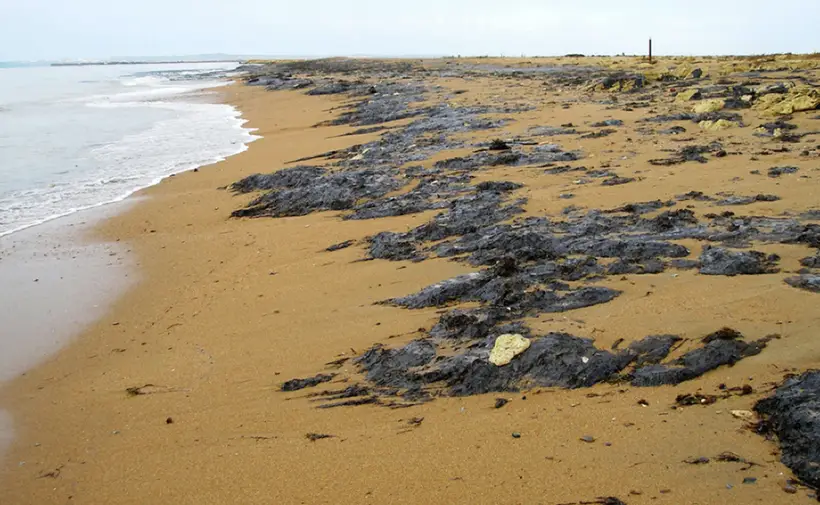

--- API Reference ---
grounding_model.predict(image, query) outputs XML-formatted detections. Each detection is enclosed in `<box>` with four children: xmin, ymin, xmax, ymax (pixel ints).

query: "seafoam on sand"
<box><xmin>0</xmin><ymin>62</ymin><xmax>259</xmax><ymax>237</ymax></box>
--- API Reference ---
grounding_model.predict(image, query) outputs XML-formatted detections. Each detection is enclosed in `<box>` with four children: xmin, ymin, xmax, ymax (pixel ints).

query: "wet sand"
<box><xmin>0</xmin><ymin>203</ymin><xmax>135</xmax><ymax>382</ymax></box>
<box><xmin>1</xmin><ymin>57</ymin><xmax>819</xmax><ymax>504</ymax></box>
<box><xmin>0</xmin><ymin>203</ymin><xmax>134</xmax><ymax>456</ymax></box>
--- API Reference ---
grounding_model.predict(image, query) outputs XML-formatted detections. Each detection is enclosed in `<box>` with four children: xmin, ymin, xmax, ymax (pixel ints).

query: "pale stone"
<box><xmin>699</xmin><ymin>119</ymin><xmax>740</xmax><ymax>131</ymax></box>
<box><xmin>692</xmin><ymin>99</ymin><xmax>725</xmax><ymax>114</ymax></box>
<box><xmin>489</xmin><ymin>334</ymin><xmax>531</xmax><ymax>366</ymax></box>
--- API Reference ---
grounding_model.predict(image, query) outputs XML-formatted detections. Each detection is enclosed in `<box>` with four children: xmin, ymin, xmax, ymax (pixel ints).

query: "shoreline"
<box><xmin>1</xmin><ymin>58</ymin><xmax>819</xmax><ymax>504</ymax></box>
<box><xmin>0</xmin><ymin>79</ymin><xmax>257</xmax><ymax>459</ymax></box>
<box><xmin>0</xmin><ymin>82</ymin><xmax>258</xmax><ymax>240</ymax></box>
<box><xmin>0</xmin><ymin>83</ymin><xmax>403</xmax><ymax>503</ymax></box>
<box><xmin>0</xmin><ymin>200</ymin><xmax>135</xmax><ymax>458</ymax></box>
<box><xmin>0</xmin><ymin>200</ymin><xmax>136</xmax><ymax>382</ymax></box>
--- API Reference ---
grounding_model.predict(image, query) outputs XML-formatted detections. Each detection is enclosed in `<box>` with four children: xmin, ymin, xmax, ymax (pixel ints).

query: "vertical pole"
<box><xmin>649</xmin><ymin>38</ymin><xmax>653</xmax><ymax>64</ymax></box>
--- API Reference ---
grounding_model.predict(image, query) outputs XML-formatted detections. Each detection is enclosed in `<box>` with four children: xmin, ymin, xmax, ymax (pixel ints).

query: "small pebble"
<box><xmin>494</xmin><ymin>398</ymin><xmax>509</xmax><ymax>409</ymax></box>
<box><xmin>580</xmin><ymin>435</ymin><xmax>595</xmax><ymax>443</ymax></box>
<box><xmin>511</xmin><ymin>432</ymin><xmax>521</xmax><ymax>439</ymax></box>
<box><xmin>742</xmin><ymin>477</ymin><xmax>757</xmax><ymax>485</ymax></box>
<box><xmin>782</xmin><ymin>482</ymin><xmax>797</xmax><ymax>494</ymax></box>
<box><xmin>166</xmin><ymin>417</ymin><xmax>174</xmax><ymax>424</ymax></box>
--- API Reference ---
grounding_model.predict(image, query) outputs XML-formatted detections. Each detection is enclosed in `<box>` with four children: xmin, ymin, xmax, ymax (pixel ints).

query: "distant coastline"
<box><xmin>51</xmin><ymin>59</ymin><xmax>243</xmax><ymax>67</ymax></box>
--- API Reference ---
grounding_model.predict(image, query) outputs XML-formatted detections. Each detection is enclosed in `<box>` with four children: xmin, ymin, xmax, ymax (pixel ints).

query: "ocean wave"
<box><xmin>84</xmin><ymin>80</ymin><xmax>229</xmax><ymax>107</ymax></box>
<box><xmin>0</xmin><ymin>62</ymin><xmax>255</xmax><ymax>238</ymax></box>
<box><xmin>120</xmin><ymin>75</ymin><xmax>167</xmax><ymax>87</ymax></box>
<box><xmin>0</xmin><ymin>136</ymin><xmax>256</xmax><ymax>238</ymax></box>
<box><xmin>0</xmin><ymin>103</ymin><xmax>258</xmax><ymax>238</ymax></box>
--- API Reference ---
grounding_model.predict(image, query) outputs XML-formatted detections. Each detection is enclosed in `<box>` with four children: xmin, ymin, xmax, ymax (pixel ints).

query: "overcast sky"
<box><xmin>2</xmin><ymin>0</ymin><xmax>819</xmax><ymax>61</ymax></box>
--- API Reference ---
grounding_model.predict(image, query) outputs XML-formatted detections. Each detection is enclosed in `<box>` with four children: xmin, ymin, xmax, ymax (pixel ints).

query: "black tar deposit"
<box><xmin>233</xmin><ymin>59</ymin><xmax>818</xmax><ymax>413</ymax></box>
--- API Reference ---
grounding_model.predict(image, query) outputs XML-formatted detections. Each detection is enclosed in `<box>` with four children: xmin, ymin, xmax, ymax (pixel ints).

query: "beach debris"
<box><xmin>326</xmin><ymin>324</ymin><xmax>769</xmax><ymax>403</ymax></box>
<box><xmin>601</xmin><ymin>176</ymin><xmax>635</xmax><ymax>186</ymax></box>
<box><xmin>699</xmin><ymin>246</ymin><xmax>780</xmax><ymax>276</ymax></box>
<box><xmin>580</xmin><ymin>435</ymin><xmax>596</xmax><ymax>443</ymax></box>
<box><xmin>433</xmin><ymin>147</ymin><xmax>580</xmax><ymax>171</ymax></box>
<box><xmin>125</xmin><ymin>384</ymin><xmax>181</xmax><ymax>396</ymax></box>
<box><xmin>326</xmin><ymin>240</ymin><xmax>355</xmax><ymax>252</ymax></box>
<box><xmin>239</xmin><ymin>57</ymin><xmax>816</xmax><ymax>408</ymax></box>
<box><xmin>37</xmin><ymin>466</ymin><xmax>63</xmax><ymax>479</ymax></box>
<box><xmin>715</xmin><ymin>194</ymin><xmax>780</xmax><ymax>206</ymax></box>
<box><xmin>494</xmin><ymin>398</ymin><xmax>510</xmax><ymax>409</ymax></box>
<box><xmin>557</xmin><ymin>497</ymin><xmax>627</xmax><ymax>505</ymax></box>
<box><xmin>675</xmin><ymin>89</ymin><xmax>702</xmax><ymax>102</ymax></box>
<box><xmin>767</xmin><ymin>166</ymin><xmax>799</xmax><ymax>178</ymax></box>
<box><xmin>753</xmin><ymin>87</ymin><xmax>820</xmax><ymax>116</ymax></box>
<box><xmin>281</xmin><ymin>373</ymin><xmax>336</xmax><ymax>392</ymax></box>
<box><xmin>316</xmin><ymin>397</ymin><xmax>381</xmax><ymax>409</ymax></box>
<box><xmin>489</xmin><ymin>334</ymin><xmax>531</xmax><ymax>366</ymax></box>
<box><xmin>488</xmin><ymin>139</ymin><xmax>511</xmax><ymax>150</ymax></box>
<box><xmin>660</xmin><ymin>126</ymin><xmax>687</xmax><ymax>135</ymax></box>
<box><xmin>587</xmin><ymin>72</ymin><xmax>646</xmax><ymax>93</ymax></box>
<box><xmin>580</xmin><ymin>129</ymin><xmax>617</xmax><ymax>139</ymax></box>
<box><xmin>713</xmin><ymin>451</ymin><xmax>759</xmax><ymax>471</ymax></box>
<box><xmin>165</xmin><ymin>417</ymin><xmax>174</xmax><ymax>424</ymax></box>
<box><xmin>699</xmin><ymin>119</ymin><xmax>740</xmax><ymax>131</ymax></box>
<box><xmin>730</xmin><ymin>410</ymin><xmax>755</xmax><ymax>421</ymax></box>
<box><xmin>590</xmin><ymin>119</ymin><xmax>623</xmax><ymax>127</ymax></box>
<box><xmin>800</xmin><ymin>253</ymin><xmax>820</xmax><ymax>268</ymax></box>
<box><xmin>627</xmin><ymin>334</ymin><xmax>682</xmax><ymax>366</ymax></box>
<box><xmin>684</xmin><ymin>456</ymin><xmax>711</xmax><ymax>465</ymax></box>
<box><xmin>306</xmin><ymin>80</ymin><xmax>355</xmax><ymax>96</ymax></box>
<box><xmin>675</xmin><ymin>393</ymin><xmax>718</xmax><ymax>406</ymax></box>
<box><xmin>754</xmin><ymin>120</ymin><xmax>797</xmax><ymax>138</ymax></box>
<box><xmin>325</xmin><ymin>356</ymin><xmax>351</xmax><ymax>368</ymax></box>
<box><xmin>642</xmin><ymin>111</ymin><xmax>743</xmax><ymax>124</ymax></box>
<box><xmin>755</xmin><ymin>371</ymin><xmax>820</xmax><ymax>488</ymax></box>
<box><xmin>648</xmin><ymin>142</ymin><xmax>724</xmax><ymax>165</ymax></box>
<box><xmin>357</xmin><ymin>340</ymin><xmax>436</xmax><ymax>388</ymax></box>
<box><xmin>630</xmin><ymin>329</ymin><xmax>770</xmax><ymax>387</ymax></box>
<box><xmin>231</xmin><ymin>167</ymin><xmax>405</xmax><ymax>218</ymax></box>
<box><xmin>693</xmin><ymin>99</ymin><xmax>726</xmax><ymax>114</ymax></box>
<box><xmin>305</xmin><ymin>433</ymin><xmax>335</xmax><ymax>441</ymax></box>
<box><xmin>529</xmin><ymin>125</ymin><xmax>578</xmax><ymax>136</ymax></box>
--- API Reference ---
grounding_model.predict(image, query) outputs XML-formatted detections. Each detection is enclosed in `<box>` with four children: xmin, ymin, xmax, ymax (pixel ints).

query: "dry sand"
<box><xmin>1</xmin><ymin>57</ymin><xmax>819</xmax><ymax>504</ymax></box>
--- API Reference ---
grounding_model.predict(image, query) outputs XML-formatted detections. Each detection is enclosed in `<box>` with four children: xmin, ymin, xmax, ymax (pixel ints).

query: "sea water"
<box><xmin>0</xmin><ymin>63</ymin><xmax>259</xmax><ymax>448</ymax></box>
<box><xmin>0</xmin><ymin>61</ymin><xmax>259</xmax><ymax>237</ymax></box>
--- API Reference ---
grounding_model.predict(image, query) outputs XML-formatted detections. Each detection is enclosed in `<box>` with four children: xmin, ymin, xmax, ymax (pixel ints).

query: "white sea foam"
<box><xmin>120</xmin><ymin>75</ymin><xmax>166</xmax><ymax>87</ymax></box>
<box><xmin>0</xmin><ymin>62</ymin><xmax>257</xmax><ymax>238</ymax></box>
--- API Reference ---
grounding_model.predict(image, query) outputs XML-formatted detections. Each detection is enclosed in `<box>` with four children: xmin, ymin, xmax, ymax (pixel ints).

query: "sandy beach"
<box><xmin>1</xmin><ymin>56</ymin><xmax>819</xmax><ymax>504</ymax></box>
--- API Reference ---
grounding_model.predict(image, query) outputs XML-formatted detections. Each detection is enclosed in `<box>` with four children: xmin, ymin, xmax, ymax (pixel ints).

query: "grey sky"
<box><xmin>2</xmin><ymin>0</ymin><xmax>819</xmax><ymax>61</ymax></box>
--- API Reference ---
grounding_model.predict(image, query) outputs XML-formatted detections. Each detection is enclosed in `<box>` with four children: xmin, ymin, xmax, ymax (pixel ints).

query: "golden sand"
<box><xmin>1</xmin><ymin>58</ymin><xmax>819</xmax><ymax>504</ymax></box>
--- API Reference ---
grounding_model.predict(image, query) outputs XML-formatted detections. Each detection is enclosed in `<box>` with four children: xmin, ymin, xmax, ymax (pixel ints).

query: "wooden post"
<box><xmin>649</xmin><ymin>38</ymin><xmax>653</xmax><ymax>64</ymax></box>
